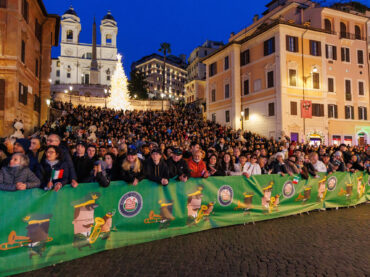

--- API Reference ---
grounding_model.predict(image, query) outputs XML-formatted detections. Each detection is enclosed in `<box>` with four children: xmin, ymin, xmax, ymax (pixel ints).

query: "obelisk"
<box><xmin>90</xmin><ymin>17</ymin><xmax>99</xmax><ymax>84</ymax></box>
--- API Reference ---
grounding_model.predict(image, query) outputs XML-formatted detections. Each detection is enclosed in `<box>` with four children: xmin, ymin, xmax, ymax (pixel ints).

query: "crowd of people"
<box><xmin>0</xmin><ymin>102</ymin><xmax>369</xmax><ymax>191</ymax></box>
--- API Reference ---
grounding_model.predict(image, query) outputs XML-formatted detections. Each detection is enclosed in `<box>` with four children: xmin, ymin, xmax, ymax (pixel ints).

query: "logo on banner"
<box><xmin>327</xmin><ymin>176</ymin><xmax>337</xmax><ymax>191</ymax></box>
<box><xmin>282</xmin><ymin>181</ymin><xmax>295</xmax><ymax>198</ymax></box>
<box><xmin>118</xmin><ymin>191</ymin><xmax>143</xmax><ymax>218</ymax></box>
<box><xmin>218</xmin><ymin>185</ymin><xmax>233</xmax><ymax>206</ymax></box>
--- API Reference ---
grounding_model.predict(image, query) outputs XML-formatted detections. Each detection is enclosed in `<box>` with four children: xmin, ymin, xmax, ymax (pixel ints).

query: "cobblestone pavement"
<box><xmin>19</xmin><ymin>204</ymin><xmax>370</xmax><ymax>277</ymax></box>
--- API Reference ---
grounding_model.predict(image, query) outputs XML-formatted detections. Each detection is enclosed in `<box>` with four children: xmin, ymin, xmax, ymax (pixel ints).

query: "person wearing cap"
<box><xmin>166</xmin><ymin>148</ymin><xmax>191</xmax><ymax>181</ymax></box>
<box><xmin>188</xmin><ymin>150</ymin><xmax>209</xmax><ymax>178</ymax></box>
<box><xmin>120</xmin><ymin>148</ymin><xmax>144</xmax><ymax>185</ymax></box>
<box><xmin>332</xmin><ymin>151</ymin><xmax>346</xmax><ymax>172</ymax></box>
<box><xmin>143</xmin><ymin>148</ymin><xmax>170</xmax><ymax>185</ymax></box>
<box><xmin>0</xmin><ymin>153</ymin><xmax>40</xmax><ymax>191</ymax></box>
<box><xmin>72</xmin><ymin>141</ymin><xmax>94</xmax><ymax>183</ymax></box>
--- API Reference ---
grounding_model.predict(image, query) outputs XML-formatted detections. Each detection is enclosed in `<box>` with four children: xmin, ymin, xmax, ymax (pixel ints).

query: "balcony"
<box><xmin>340</xmin><ymin>32</ymin><xmax>365</xmax><ymax>40</ymax></box>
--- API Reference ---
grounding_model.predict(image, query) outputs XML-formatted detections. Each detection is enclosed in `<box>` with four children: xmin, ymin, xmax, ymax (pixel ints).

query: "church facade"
<box><xmin>50</xmin><ymin>7</ymin><xmax>118</xmax><ymax>98</ymax></box>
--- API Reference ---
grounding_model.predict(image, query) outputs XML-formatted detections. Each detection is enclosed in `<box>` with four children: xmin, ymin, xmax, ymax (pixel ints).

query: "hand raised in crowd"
<box><xmin>16</xmin><ymin>182</ymin><xmax>27</xmax><ymax>190</ymax></box>
<box><xmin>179</xmin><ymin>174</ymin><xmax>188</xmax><ymax>182</ymax></box>
<box><xmin>54</xmin><ymin>182</ymin><xmax>62</xmax><ymax>192</ymax></box>
<box><xmin>47</xmin><ymin>181</ymin><xmax>53</xmax><ymax>190</ymax></box>
<box><xmin>243</xmin><ymin>172</ymin><xmax>250</xmax><ymax>178</ymax></box>
<box><xmin>132</xmin><ymin>178</ymin><xmax>139</xmax><ymax>186</ymax></box>
<box><xmin>71</xmin><ymin>179</ymin><xmax>79</xmax><ymax>188</ymax></box>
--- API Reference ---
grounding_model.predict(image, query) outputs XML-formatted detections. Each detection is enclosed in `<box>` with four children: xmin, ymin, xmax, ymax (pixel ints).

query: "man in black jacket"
<box><xmin>166</xmin><ymin>148</ymin><xmax>191</xmax><ymax>182</ymax></box>
<box><xmin>73</xmin><ymin>141</ymin><xmax>94</xmax><ymax>183</ymax></box>
<box><xmin>143</xmin><ymin>148</ymin><xmax>169</xmax><ymax>186</ymax></box>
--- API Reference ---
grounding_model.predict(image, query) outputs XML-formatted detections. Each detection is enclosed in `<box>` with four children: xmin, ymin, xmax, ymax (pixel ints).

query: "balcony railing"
<box><xmin>340</xmin><ymin>32</ymin><xmax>365</xmax><ymax>40</ymax></box>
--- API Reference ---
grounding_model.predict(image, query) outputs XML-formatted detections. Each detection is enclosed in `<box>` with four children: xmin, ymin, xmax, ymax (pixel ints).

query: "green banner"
<box><xmin>0</xmin><ymin>172</ymin><xmax>368</xmax><ymax>276</ymax></box>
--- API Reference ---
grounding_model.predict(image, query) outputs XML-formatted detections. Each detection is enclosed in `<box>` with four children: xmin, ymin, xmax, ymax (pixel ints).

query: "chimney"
<box><xmin>253</xmin><ymin>14</ymin><xmax>259</xmax><ymax>23</ymax></box>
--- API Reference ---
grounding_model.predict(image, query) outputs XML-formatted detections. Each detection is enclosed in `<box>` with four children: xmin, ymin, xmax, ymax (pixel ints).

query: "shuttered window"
<box><xmin>328</xmin><ymin>78</ymin><xmax>334</xmax><ymax>93</ymax></box>
<box><xmin>312</xmin><ymin>103</ymin><xmax>324</xmax><ymax>117</ymax></box>
<box><xmin>286</xmin><ymin>36</ymin><xmax>298</xmax><ymax>52</ymax></box>
<box><xmin>0</xmin><ymin>79</ymin><xmax>5</xmax><ymax>110</ymax></box>
<box><xmin>313</xmin><ymin>73</ymin><xmax>320</xmax><ymax>89</ymax></box>
<box><xmin>264</xmin><ymin>37</ymin><xmax>275</xmax><ymax>56</ymax></box>
<box><xmin>268</xmin><ymin>103</ymin><xmax>275</xmax><ymax>116</ymax></box>
<box><xmin>240</xmin><ymin>50</ymin><xmax>250</xmax><ymax>66</ymax></box>
<box><xmin>328</xmin><ymin>104</ymin><xmax>338</xmax><ymax>118</ymax></box>
<box><xmin>345</xmin><ymin>80</ymin><xmax>351</xmax><ymax>101</ymax></box>
<box><xmin>309</xmin><ymin>40</ymin><xmax>321</xmax><ymax>56</ymax></box>
<box><xmin>290</xmin><ymin>101</ymin><xmax>297</xmax><ymax>115</ymax></box>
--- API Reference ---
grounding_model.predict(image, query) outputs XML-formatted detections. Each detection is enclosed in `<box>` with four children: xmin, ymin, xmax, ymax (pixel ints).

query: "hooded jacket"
<box><xmin>166</xmin><ymin>158</ymin><xmax>191</xmax><ymax>179</ymax></box>
<box><xmin>143</xmin><ymin>158</ymin><xmax>169</xmax><ymax>184</ymax></box>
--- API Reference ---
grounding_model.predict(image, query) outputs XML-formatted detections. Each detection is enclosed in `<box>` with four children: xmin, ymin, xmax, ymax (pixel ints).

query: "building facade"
<box><xmin>185</xmin><ymin>40</ymin><xmax>223</xmax><ymax>104</ymax></box>
<box><xmin>50</xmin><ymin>7</ymin><xmax>118</xmax><ymax>97</ymax></box>
<box><xmin>203</xmin><ymin>0</ymin><xmax>369</xmax><ymax>146</ymax></box>
<box><xmin>131</xmin><ymin>54</ymin><xmax>187</xmax><ymax>99</ymax></box>
<box><xmin>0</xmin><ymin>0</ymin><xmax>60</xmax><ymax>136</ymax></box>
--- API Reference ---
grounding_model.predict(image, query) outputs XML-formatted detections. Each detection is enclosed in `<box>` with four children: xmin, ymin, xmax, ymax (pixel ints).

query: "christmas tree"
<box><xmin>107</xmin><ymin>54</ymin><xmax>132</xmax><ymax>111</ymax></box>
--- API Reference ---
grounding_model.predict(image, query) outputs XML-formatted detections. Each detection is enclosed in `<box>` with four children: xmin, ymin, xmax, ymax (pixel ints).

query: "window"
<box><xmin>264</xmin><ymin>37</ymin><xmax>275</xmax><ymax>56</ymax></box>
<box><xmin>240</xmin><ymin>50</ymin><xmax>250</xmax><ymax>66</ymax></box>
<box><xmin>290</xmin><ymin>101</ymin><xmax>297</xmax><ymax>115</ymax></box>
<box><xmin>106</xmin><ymin>34</ymin><xmax>112</xmax><ymax>45</ymax></box>
<box><xmin>354</xmin><ymin>25</ymin><xmax>361</xmax><ymax>40</ymax></box>
<box><xmin>211</xmin><ymin>89</ymin><xmax>216</xmax><ymax>102</ymax></box>
<box><xmin>324</xmin><ymin>19</ymin><xmax>332</xmax><ymax>32</ymax></box>
<box><xmin>243</xmin><ymin>79</ymin><xmax>249</xmax><ymax>95</ymax></box>
<box><xmin>209</xmin><ymin>62</ymin><xmax>217</xmax><ymax>77</ymax></box>
<box><xmin>358</xmin><ymin>106</ymin><xmax>367</xmax><ymax>120</ymax></box>
<box><xmin>56</xmin><ymin>61</ymin><xmax>60</xmax><ymax>67</ymax></box>
<box><xmin>357</xmin><ymin>50</ymin><xmax>364</xmax><ymax>64</ymax></box>
<box><xmin>21</xmin><ymin>40</ymin><xmax>26</xmax><ymax>64</ymax></box>
<box><xmin>212</xmin><ymin>113</ymin><xmax>216</xmax><ymax>122</ymax></box>
<box><xmin>358</xmin><ymin>81</ymin><xmax>364</xmax><ymax>96</ymax></box>
<box><xmin>289</xmin><ymin>69</ymin><xmax>297</xmax><ymax>86</ymax></box>
<box><xmin>309</xmin><ymin>40</ymin><xmax>321</xmax><ymax>56</ymax></box>
<box><xmin>286</xmin><ymin>36</ymin><xmax>298</xmax><ymax>52</ymax></box>
<box><xmin>340</xmin><ymin>22</ymin><xmax>347</xmax><ymax>38</ymax></box>
<box><xmin>341</xmin><ymin>47</ymin><xmax>350</xmax><ymax>62</ymax></box>
<box><xmin>268</xmin><ymin>103</ymin><xmax>275</xmax><ymax>116</ymax></box>
<box><xmin>107</xmin><ymin>75</ymin><xmax>111</xmax><ymax>81</ymax></box>
<box><xmin>328</xmin><ymin>78</ymin><xmax>334</xmax><ymax>93</ymax></box>
<box><xmin>253</xmin><ymin>79</ymin><xmax>261</xmax><ymax>92</ymax></box>
<box><xmin>55</xmin><ymin>80</ymin><xmax>60</xmax><ymax>85</ymax></box>
<box><xmin>325</xmin><ymin>45</ymin><xmax>337</xmax><ymax>60</ymax></box>
<box><xmin>345</xmin><ymin>80</ymin><xmax>351</xmax><ymax>101</ymax></box>
<box><xmin>66</xmin><ymin>30</ymin><xmax>73</xmax><ymax>40</ymax></box>
<box><xmin>67</xmin><ymin>73</ymin><xmax>71</xmax><ymax>78</ymax></box>
<box><xmin>224</xmin><ymin>84</ymin><xmax>230</xmax><ymax>99</ymax></box>
<box><xmin>56</xmin><ymin>70</ymin><xmax>60</xmax><ymax>77</ymax></box>
<box><xmin>0</xmin><ymin>79</ymin><xmax>4</xmax><ymax>111</ymax></box>
<box><xmin>224</xmin><ymin>56</ymin><xmax>229</xmax><ymax>70</ymax></box>
<box><xmin>267</xmin><ymin>71</ymin><xmax>274</xmax><ymax>88</ymax></box>
<box><xmin>225</xmin><ymin>110</ymin><xmax>230</xmax><ymax>123</ymax></box>
<box><xmin>313</xmin><ymin>73</ymin><xmax>320</xmax><ymax>89</ymax></box>
<box><xmin>312</xmin><ymin>103</ymin><xmax>324</xmax><ymax>117</ymax></box>
<box><xmin>22</xmin><ymin>0</ymin><xmax>28</xmax><ymax>22</ymax></box>
<box><xmin>328</xmin><ymin>104</ymin><xmax>338</xmax><ymax>118</ymax></box>
<box><xmin>244</xmin><ymin>108</ymin><xmax>249</xmax><ymax>120</ymax></box>
<box><xmin>18</xmin><ymin>83</ymin><xmax>28</xmax><ymax>105</ymax></box>
<box><xmin>35</xmin><ymin>19</ymin><xmax>42</xmax><ymax>42</ymax></box>
<box><xmin>33</xmin><ymin>95</ymin><xmax>40</xmax><ymax>112</ymax></box>
<box><xmin>0</xmin><ymin>0</ymin><xmax>6</xmax><ymax>8</ymax></box>
<box><xmin>345</xmin><ymin>105</ymin><xmax>354</xmax><ymax>119</ymax></box>
<box><xmin>35</xmin><ymin>59</ymin><xmax>39</xmax><ymax>77</ymax></box>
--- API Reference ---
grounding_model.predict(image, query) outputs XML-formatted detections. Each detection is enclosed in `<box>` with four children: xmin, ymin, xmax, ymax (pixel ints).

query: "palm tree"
<box><xmin>159</xmin><ymin>42</ymin><xmax>171</xmax><ymax>110</ymax></box>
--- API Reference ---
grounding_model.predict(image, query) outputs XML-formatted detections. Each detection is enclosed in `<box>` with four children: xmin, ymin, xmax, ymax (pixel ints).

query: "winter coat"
<box><xmin>270</xmin><ymin>160</ymin><xmax>289</xmax><ymax>174</ymax></box>
<box><xmin>187</xmin><ymin>159</ymin><xmax>208</xmax><ymax>178</ymax></box>
<box><xmin>72</xmin><ymin>154</ymin><xmax>94</xmax><ymax>183</ymax></box>
<box><xmin>166</xmin><ymin>158</ymin><xmax>191</xmax><ymax>179</ymax></box>
<box><xmin>40</xmin><ymin>159</ymin><xmax>70</xmax><ymax>189</ymax></box>
<box><xmin>206</xmin><ymin>164</ymin><xmax>224</xmax><ymax>176</ymax></box>
<box><xmin>120</xmin><ymin>160</ymin><xmax>145</xmax><ymax>184</ymax></box>
<box><xmin>0</xmin><ymin>166</ymin><xmax>40</xmax><ymax>191</ymax></box>
<box><xmin>143</xmin><ymin>158</ymin><xmax>170</xmax><ymax>184</ymax></box>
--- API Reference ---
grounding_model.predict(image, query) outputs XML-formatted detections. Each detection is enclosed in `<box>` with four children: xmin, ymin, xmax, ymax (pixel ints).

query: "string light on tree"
<box><xmin>107</xmin><ymin>54</ymin><xmax>132</xmax><ymax>111</ymax></box>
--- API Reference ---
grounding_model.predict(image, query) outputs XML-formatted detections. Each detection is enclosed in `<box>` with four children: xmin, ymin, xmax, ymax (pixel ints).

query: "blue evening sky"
<box><xmin>43</xmin><ymin>0</ymin><xmax>268</xmax><ymax>74</ymax></box>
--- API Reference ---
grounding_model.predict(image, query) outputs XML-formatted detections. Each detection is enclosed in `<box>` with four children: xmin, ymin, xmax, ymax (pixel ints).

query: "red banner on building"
<box><xmin>301</xmin><ymin>100</ymin><xmax>312</xmax><ymax>118</ymax></box>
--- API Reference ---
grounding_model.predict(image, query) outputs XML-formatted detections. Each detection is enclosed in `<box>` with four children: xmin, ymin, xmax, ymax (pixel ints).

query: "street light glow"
<box><xmin>69</xmin><ymin>86</ymin><xmax>73</xmax><ymax>91</ymax></box>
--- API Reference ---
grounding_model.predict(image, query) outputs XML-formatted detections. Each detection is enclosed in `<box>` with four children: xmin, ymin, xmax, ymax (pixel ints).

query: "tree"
<box><xmin>128</xmin><ymin>70</ymin><xmax>149</xmax><ymax>100</ymax></box>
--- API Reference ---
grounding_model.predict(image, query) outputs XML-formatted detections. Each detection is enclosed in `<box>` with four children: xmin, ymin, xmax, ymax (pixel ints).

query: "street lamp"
<box><xmin>48</xmin><ymin>79</ymin><xmax>52</xmax><ymax>84</ymax></box>
<box><xmin>104</xmin><ymin>89</ymin><xmax>108</xmax><ymax>108</ymax></box>
<box><xmin>46</xmin><ymin>99</ymin><xmax>51</xmax><ymax>122</ymax></box>
<box><xmin>69</xmin><ymin>86</ymin><xmax>73</xmax><ymax>104</ymax></box>
<box><xmin>240</xmin><ymin>111</ymin><xmax>245</xmax><ymax>130</ymax></box>
<box><xmin>134</xmin><ymin>94</ymin><xmax>137</xmax><ymax>99</ymax></box>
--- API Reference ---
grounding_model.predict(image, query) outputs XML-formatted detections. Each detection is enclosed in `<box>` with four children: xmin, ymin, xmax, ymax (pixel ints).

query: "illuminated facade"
<box><xmin>0</xmin><ymin>0</ymin><xmax>59</xmax><ymax>136</ymax></box>
<box><xmin>203</xmin><ymin>0</ymin><xmax>369</xmax><ymax>146</ymax></box>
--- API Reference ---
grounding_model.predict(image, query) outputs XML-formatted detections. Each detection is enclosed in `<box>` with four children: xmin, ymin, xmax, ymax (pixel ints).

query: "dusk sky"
<box><xmin>43</xmin><ymin>0</ymin><xmax>268</xmax><ymax>74</ymax></box>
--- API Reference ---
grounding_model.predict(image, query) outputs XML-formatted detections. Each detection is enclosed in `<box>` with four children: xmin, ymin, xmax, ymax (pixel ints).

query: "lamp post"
<box><xmin>161</xmin><ymin>93</ymin><xmax>165</xmax><ymax>111</ymax></box>
<box><xmin>241</xmin><ymin>111</ymin><xmax>244</xmax><ymax>130</ymax></box>
<box><xmin>104</xmin><ymin>88</ymin><xmax>108</xmax><ymax>108</ymax></box>
<box><xmin>69</xmin><ymin>86</ymin><xmax>73</xmax><ymax>104</ymax></box>
<box><xmin>46</xmin><ymin>99</ymin><xmax>51</xmax><ymax>122</ymax></box>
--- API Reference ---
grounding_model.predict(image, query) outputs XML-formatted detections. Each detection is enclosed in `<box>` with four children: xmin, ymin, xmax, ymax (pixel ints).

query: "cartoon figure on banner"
<box><xmin>0</xmin><ymin>214</ymin><xmax>53</xmax><ymax>259</ymax></box>
<box><xmin>72</xmin><ymin>192</ymin><xmax>115</xmax><ymax>250</ymax></box>
<box><xmin>234</xmin><ymin>192</ymin><xmax>254</xmax><ymax>214</ymax></box>
<box><xmin>317</xmin><ymin>176</ymin><xmax>328</xmax><ymax>202</ymax></box>
<box><xmin>262</xmin><ymin>181</ymin><xmax>280</xmax><ymax>213</ymax></box>
<box><xmin>295</xmin><ymin>186</ymin><xmax>312</xmax><ymax>203</ymax></box>
<box><xmin>356</xmin><ymin>175</ymin><xmax>365</xmax><ymax>199</ymax></box>
<box><xmin>338</xmin><ymin>182</ymin><xmax>353</xmax><ymax>200</ymax></box>
<box><xmin>327</xmin><ymin>176</ymin><xmax>337</xmax><ymax>191</ymax></box>
<box><xmin>144</xmin><ymin>200</ymin><xmax>175</xmax><ymax>230</ymax></box>
<box><xmin>186</xmin><ymin>187</ymin><xmax>214</xmax><ymax>225</ymax></box>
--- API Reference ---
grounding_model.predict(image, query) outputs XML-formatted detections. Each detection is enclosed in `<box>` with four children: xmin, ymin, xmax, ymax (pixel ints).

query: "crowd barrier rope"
<box><xmin>0</xmin><ymin>172</ymin><xmax>369</xmax><ymax>275</ymax></box>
